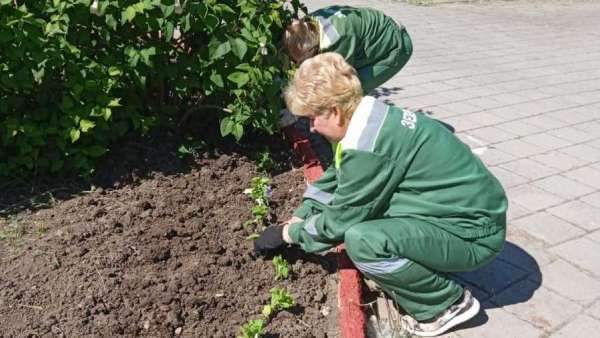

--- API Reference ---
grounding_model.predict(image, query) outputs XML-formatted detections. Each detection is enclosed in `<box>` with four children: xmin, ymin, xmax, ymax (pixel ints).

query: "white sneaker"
<box><xmin>405</xmin><ymin>289</ymin><xmax>481</xmax><ymax>337</ymax></box>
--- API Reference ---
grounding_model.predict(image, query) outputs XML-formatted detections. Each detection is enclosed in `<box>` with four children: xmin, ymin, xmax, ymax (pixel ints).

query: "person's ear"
<box><xmin>331</xmin><ymin>106</ymin><xmax>345</xmax><ymax>126</ymax></box>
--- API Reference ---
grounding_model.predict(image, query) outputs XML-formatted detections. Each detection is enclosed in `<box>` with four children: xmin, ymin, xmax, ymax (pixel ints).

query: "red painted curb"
<box><xmin>283</xmin><ymin>126</ymin><xmax>366</xmax><ymax>338</ymax></box>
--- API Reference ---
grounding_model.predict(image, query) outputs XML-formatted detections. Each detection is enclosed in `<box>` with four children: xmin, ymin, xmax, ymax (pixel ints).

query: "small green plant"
<box><xmin>238</xmin><ymin>318</ymin><xmax>265</xmax><ymax>338</ymax></box>
<box><xmin>33</xmin><ymin>224</ymin><xmax>49</xmax><ymax>237</ymax></box>
<box><xmin>177</xmin><ymin>138</ymin><xmax>207</xmax><ymax>159</ymax></box>
<box><xmin>247</xmin><ymin>233</ymin><xmax>260</xmax><ymax>240</ymax></box>
<box><xmin>243</xmin><ymin>177</ymin><xmax>272</xmax><ymax>226</ymax></box>
<box><xmin>262</xmin><ymin>288</ymin><xmax>295</xmax><ymax>318</ymax></box>
<box><xmin>0</xmin><ymin>218</ymin><xmax>25</xmax><ymax>244</ymax></box>
<box><xmin>256</xmin><ymin>146</ymin><xmax>276</xmax><ymax>172</ymax></box>
<box><xmin>272</xmin><ymin>255</ymin><xmax>290</xmax><ymax>280</ymax></box>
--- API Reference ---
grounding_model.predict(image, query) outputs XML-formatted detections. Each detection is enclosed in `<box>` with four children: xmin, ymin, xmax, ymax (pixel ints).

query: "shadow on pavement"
<box><xmin>370</xmin><ymin>86</ymin><xmax>404</xmax><ymax>99</ymax></box>
<box><xmin>451</xmin><ymin>241</ymin><xmax>542</xmax><ymax>330</ymax></box>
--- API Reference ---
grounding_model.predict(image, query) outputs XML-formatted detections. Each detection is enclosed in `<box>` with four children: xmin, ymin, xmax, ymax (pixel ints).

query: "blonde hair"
<box><xmin>284</xmin><ymin>52</ymin><xmax>363</xmax><ymax>119</ymax></box>
<box><xmin>283</xmin><ymin>18</ymin><xmax>319</xmax><ymax>64</ymax></box>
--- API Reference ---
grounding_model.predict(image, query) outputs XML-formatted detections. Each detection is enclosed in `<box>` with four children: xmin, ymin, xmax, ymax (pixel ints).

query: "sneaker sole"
<box><xmin>413</xmin><ymin>297</ymin><xmax>481</xmax><ymax>337</ymax></box>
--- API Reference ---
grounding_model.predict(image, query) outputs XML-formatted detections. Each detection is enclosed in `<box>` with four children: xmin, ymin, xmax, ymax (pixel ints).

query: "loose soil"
<box><xmin>0</xmin><ymin>134</ymin><xmax>338</xmax><ymax>338</ymax></box>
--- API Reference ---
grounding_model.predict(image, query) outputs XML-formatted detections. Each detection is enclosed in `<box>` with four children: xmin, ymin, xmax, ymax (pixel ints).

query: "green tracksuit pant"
<box><xmin>343</xmin><ymin>217</ymin><xmax>505</xmax><ymax>321</ymax></box>
<box><xmin>358</xmin><ymin>26</ymin><xmax>413</xmax><ymax>94</ymax></box>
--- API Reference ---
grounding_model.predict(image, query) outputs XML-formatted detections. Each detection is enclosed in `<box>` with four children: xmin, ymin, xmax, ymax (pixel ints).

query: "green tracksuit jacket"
<box><xmin>288</xmin><ymin>96</ymin><xmax>507</xmax><ymax>319</ymax></box>
<box><xmin>289</xmin><ymin>96</ymin><xmax>507</xmax><ymax>252</ymax></box>
<box><xmin>310</xmin><ymin>6</ymin><xmax>413</xmax><ymax>93</ymax></box>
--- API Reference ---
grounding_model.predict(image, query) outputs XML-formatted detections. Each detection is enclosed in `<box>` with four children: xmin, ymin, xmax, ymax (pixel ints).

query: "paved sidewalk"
<box><xmin>304</xmin><ymin>0</ymin><xmax>600</xmax><ymax>336</ymax></box>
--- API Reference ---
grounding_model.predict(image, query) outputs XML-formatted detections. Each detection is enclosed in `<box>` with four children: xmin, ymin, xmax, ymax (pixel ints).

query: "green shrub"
<box><xmin>0</xmin><ymin>0</ymin><xmax>304</xmax><ymax>178</ymax></box>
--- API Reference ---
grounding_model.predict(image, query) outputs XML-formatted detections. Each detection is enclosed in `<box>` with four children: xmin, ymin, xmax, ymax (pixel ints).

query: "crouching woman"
<box><xmin>255</xmin><ymin>52</ymin><xmax>507</xmax><ymax>337</ymax></box>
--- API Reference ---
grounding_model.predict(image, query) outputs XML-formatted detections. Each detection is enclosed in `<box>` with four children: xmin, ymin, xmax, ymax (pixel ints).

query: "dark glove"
<box><xmin>254</xmin><ymin>225</ymin><xmax>285</xmax><ymax>254</ymax></box>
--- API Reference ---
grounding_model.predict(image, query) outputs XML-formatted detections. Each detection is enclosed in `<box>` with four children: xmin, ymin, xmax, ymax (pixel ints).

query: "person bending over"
<box><xmin>284</xmin><ymin>5</ymin><xmax>413</xmax><ymax>94</ymax></box>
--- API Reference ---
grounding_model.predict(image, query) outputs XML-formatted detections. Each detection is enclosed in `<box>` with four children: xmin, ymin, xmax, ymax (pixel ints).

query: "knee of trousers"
<box><xmin>343</xmin><ymin>225</ymin><xmax>371</xmax><ymax>262</ymax></box>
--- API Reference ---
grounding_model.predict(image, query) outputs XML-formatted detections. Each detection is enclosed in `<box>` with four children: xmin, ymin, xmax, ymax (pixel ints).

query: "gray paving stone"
<box><xmin>512</xmin><ymin>212</ymin><xmax>586</xmax><ymax>245</ymax></box>
<box><xmin>462</xmin><ymin>111</ymin><xmax>509</xmax><ymax>127</ymax></box>
<box><xmin>589</xmin><ymin>230</ymin><xmax>600</xmax><ymax>244</ymax></box>
<box><xmin>550</xmin><ymin>314</ymin><xmax>600</xmax><ymax>338</ymax></box>
<box><xmin>530</xmin><ymin>151</ymin><xmax>588</xmax><ymax>172</ymax></box>
<box><xmin>519</xmin><ymin>133</ymin><xmax>573</xmax><ymax>152</ymax></box>
<box><xmin>589</xmin><ymin>138</ymin><xmax>600</xmax><ymax>150</ymax></box>
<box><xmin>455</xmin><ymin>304</ymin><xmax>543</xmax><ymax>338</ymax></box>
<box><xmin>551</xmin><ymin>238</ymin><xmax>600</xmax><ymax>277</ymax></box>
<box><xmin>532</xmin><ymin>175</ymin><xmax>596</xmax><ymax>200</ymax></box>
<box><xmin>444</xmin><ymin>115</ymin><xmax>486</xmax><ymax>132</ymax></box>
<box><xmin>586</xmin><ymin>301</ymin><xmax>600</xmax><ymax>321</ymax></box>
<box><xmin>507</xmin><ymin>199</ymin><xmax>531</xmax><ymax>221</ymax></box>
<box><xmin>489</xmin><ymin>166</ymin><xmax>528</xmax><ymax>189</ymax></box>
<box><xmin>455</xmin><ymin>259</ymin><xmax>529</xmax><ymax>297</ymax></box>
<box><xmin>463</xmin><ymin>97</ymin><xmax>504</xmax><ymax>110</ymax></box>
<box><xmin>465</xmin><ymin>126</ymin><xmax>518</xmax><ymax>144</ymax></box>
<box><xmin>541</xmin><ymin>259</ymin><xmax>600</xmax><ymax>305</ymax></box>
<box><xmin>495</xmin><ymin>281</ymin><xmax>581</xmax><ymax>332</ymax></box>
<box><xmin>573</xmin><ymin>120</ymin><xmax>600</xmax><ymax>138</ymax></box>
<box><xmin>508</xmin><ymin>184</ymin><xmax>565</xmax><ymax>212</ymax></box>
<box><xmin>558</xmin><ymin>143</ymin><xmax>600</xmax><ymax>163</ymax></box>
<box><xmin>519</xmin><ymin>115</ymin><xmax>570</xmax><ymax>131</ymax></box>
<box><xmin>500</xmin><ymin>227</ymin><xmax>557</xmax><ymax>275</ymax></box>
<box><xmin>548</xmin><ymin>200</ymin><xmax>600</xmax><ymax>231</ymax></box>
<box><xmin>496</xmin><ymin>120</ymin><xmax>544</xmax><ymax>137</ymax></box>
<box><xmin>494</xmin><ymin>139</ymin><xmax>547</xmax><ymax>158</ymax></box>
<box><xmin>580</xmin><ymin>192</ymin><xmax>600</xmax><ymax>208</ymax></box>
<box><xmin>478</xmin><ymin>147</ymin><xmax>517</xmax><ymax>166</ymax></box>
<box><xmin>563</xmin><ymin>167</ymin><xmax>600</xmax><ymax>190</ymax></box>
<box><xmin>547</xmin><ymin>107</ymin><xmax>599</xmax><ymax>125</ymax></box>
<box><xmin>500</xmin><ymin>158</ymin><xmax>559</xmax><ymax>181</ymax></box>
<box><xmin>548</xmin><ymin>126</ymin><xmax>597</xmax><ymax>143</ymax></box>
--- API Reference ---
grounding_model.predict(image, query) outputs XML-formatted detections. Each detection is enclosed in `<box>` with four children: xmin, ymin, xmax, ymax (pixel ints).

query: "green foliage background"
<box><xmin>0</xmin><ymin>0</ymin><xmax>303</xmax><ymax>177</ymax></box>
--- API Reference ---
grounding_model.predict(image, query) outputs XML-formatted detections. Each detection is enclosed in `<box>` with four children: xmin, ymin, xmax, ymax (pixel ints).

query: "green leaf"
<box><xmin>247</xmin><ymin>233</ymin><xmax>260</xmax><ymax>240</ymax></box>
<box><xmin>122</xmin><ymin>6</ymin><xmax>137</xmax><ymax>23</ymax></box>
<box><xmin>102</xmin><ymin>108</ymin><xmax>112</xmax><ymax>120</ymax></box>
<box><xmin>227</xmin><ymin>72</ymin><xmax>249</xmax><ymax>87</ymax></box>
<box><xmin>108</xmin><ymin>66</ymin><xmax>121</xmax><ymax>77</ymax></box>
<box><xmin>232</xmin><ymin>123</ymin><xmax>243</xmax><ymax>141</ymax></box>
<box><xmin>140</xmin><ymin>47</ymin><xmax>156</xmax><ymax>66</ymax></box>
<box><xmin>70</xmin><ymin>129</ymin><xmax>80</xmax><ymax>143</ymax></box>
<box><xmin>211</xmin><ymin>41</ymin><xmax>230</xmax><ymax>60</ymax></box>
<box><xmin>210</xmin><ymin>73</ymin><xmax>224</xmax><ymax>88</ymax></box>
<box><xmin>220</xmin><ymin>117</ymin><xmax>234</xmax><ymax>137</ymax></box>
<box><xmin>86</xmin><ymin>145</ymin><xmax>107</xmax><ymax>158</ymax></box>
<box><xmin>107</xmin><ymin>98</ymin><xmax>121</xmax><ymax>107</ymax></box>
<box><xmin>230</xmin><ymin>38</ymin><xmax>248</xmax><ymax>60</ymax></box>
<box><xmin>262</xmin><ymin>305</ymin><xmax>273</xmax><ymax>318</ymax></box>
<box><xmin>161</xmin><ymin>4</ymin><xmax>175</xmax><ymax>17</ymax></box>
<box><xmin>80</xmin><ymin>119</ymin><xmax>95</xmax><ymax>132</ymax></box>
<box><xmin>204</xmin><ymin>14</ymin><xmax>219</xmax><ymax>31</ymax></box>
<box><xmin>105</xmin><ymin>14</ymin><xmax>117</xmax><ymax>30</ymax></box>
<box><xmin>164</xmin><ymin>21</ymin><xmax>174</xmax><ymax>41</ymax></box>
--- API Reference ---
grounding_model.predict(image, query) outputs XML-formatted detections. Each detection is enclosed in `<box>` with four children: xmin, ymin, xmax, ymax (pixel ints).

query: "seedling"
<box><xmin>0</xmin><ymin>217</ymin><xmax>25</xmax><ymax>244</ymax></box>
<box><xmin>262</xmin><ymin>288</ymin><xmax>295</xmax><ymax>318</ymax></box>
<box><xmin>243</xmin><ymin>177</ymin><xmax>272</xmax><ymax>226</ymax></box>
<box><xmin>177</xmin><ymin>137</ymin><xmax>206</xmax><ymax>159</ymax></box>
<box><xmin>272</xmin><ymin>255</ymin><xmax>290</xmax><ymax>280</ymax></box>
<box><xmin>247</xmin><ymin>233</ymin><xmax>260</xmax><ymax>240</ymax></box>
<box><xmin>33</xmin><ymin>224</ymin><xmax>49</xmax><ymax>237</ymax></box>
<box><xmin>256</xmin><ymin>146</ymin><xmax>275</xmax><ymax>172</ymax></box>
<box><xmin>238</xmin><ymin>318</ymin><xmax>265</xmax><ymax>338</ymax></box>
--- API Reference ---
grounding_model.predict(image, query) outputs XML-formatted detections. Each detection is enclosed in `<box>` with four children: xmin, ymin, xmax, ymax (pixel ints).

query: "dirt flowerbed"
<box><xmin>0</xmin><ymin>137</ymin><xmax>338</xmax><ymax>337</ymax></box>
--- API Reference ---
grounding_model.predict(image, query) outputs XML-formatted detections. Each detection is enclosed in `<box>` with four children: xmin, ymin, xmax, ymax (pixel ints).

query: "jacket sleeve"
<box><xmin>288</xmin><ymin>150</ymin><xmax>407</xmax><ymax>252</ymax></box>
<box><xmin>293</xmin><ymin>165</ymin><xmax>338</xmax><ymax>219</ymax></box>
